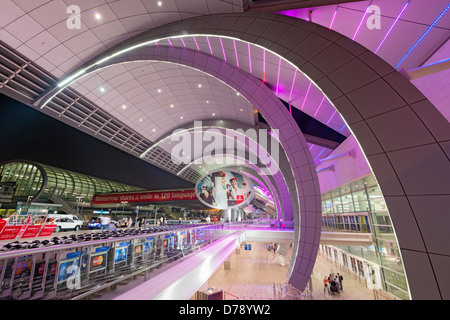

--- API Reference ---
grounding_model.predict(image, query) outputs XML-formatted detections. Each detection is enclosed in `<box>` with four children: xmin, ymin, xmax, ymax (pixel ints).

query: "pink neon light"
<box><xmin>167</xmin><ymin>38</ymin><xmax>173</xmax><ymax>46</ymax></box>
<box><xmin>327</xmin><ymin>110</ymin><xmax>337</xmax><ymax>125</ymax></box>
<box><xmin>180</xmin><ymin>37</ymin><xmax>186</xmax><ymax>47</ymax></box>
<box><xmin>301</xmin><ymin>82</ymin><xmax>312</xmax><ymax>109</ymax></box>
<box><xmin>276</xmin><ymin>57</ymin><xmax>281</xmax><ymax>95</ymax></box>
<box><xmin>248</xmin><ymin>43</ymin><xmax>252</xmax><ymax>73</ymax></box>
<box><xmin>289</xmin><ymin>69</ymin><xmax>297</xmax><ymax>101</ymax></box>
<box><xmin>352</xmin><ymin>5</ymin><xmax>370</xmax><ymax>40</ymax></box>
<box><xmin>375</xmin><ymin>1</ymin><xmax>409</xmax><ymax>53</ymax></box>
<box><xmin>309</xmin><ymin>144</ymin><xmax>314</xmax><ymax>150</ymax></box>
<box><xmin>193</xmin><ymin>36</ymin><xmax>200</xmax><ymax>50</ymax></box>
<box><xmin>263</xmin><ymin>49</ymin><xmax>266</xmax><ymax>82</ymax></box>
<box><xmin>219</xmin><ymin>37</ymin><xmax>227</xmax><ymax>61</ymax></box>
<box><xmin>314</xmin><ymin>96</ymin><xmax>325</xmax><ymax>117</ymax></box>
<box><xmin>206</xmin><ymin>36</ymin><xmax>213</xmax><ymax>54</ymax></box>
<box><xmin>329</xmin><ymin>9</ymin><xmax>338</xmax><ymax>29</ymax></box>
<box><xmin>233</xmin><ymin>39</ymin><xmax>239</xmax><ymax>67</ymax></box>
<box><xmin>289</xmin><ymin>101</ymin><xmax>292</xmax><ymax>115</ymax></box>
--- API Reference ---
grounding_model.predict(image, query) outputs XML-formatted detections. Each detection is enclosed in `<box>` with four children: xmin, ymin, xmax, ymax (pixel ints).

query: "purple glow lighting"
<box><xmin>329</xmin><ymin>9</ymin><xmax>338</xmax><ymax>29</ymax></box>
<box><xmin>233</xmin><ymin>39</ymin><xmax>239</xmax><ymax>67</ymax></box>
<box><xmin>219</xmin><ymin>37</ymin><xmax>227</xmax><ymax>61</ymax></box>
<box><xmin>276</xmin><ymin>57</ymin><xmax>281</xmax><ymax>95</ymax></box>
<box><xmin>248</xmin><ymin>43</ymin><xmax>252</xmax><ymax>73</ymax></box>
<box><xmin>375</xmin><ymin>1</ymin><xmax>409</xmax><ymax>54</ymax></box>
<box><xmin>314</xmin><ymin>95</ymin><xmax>325</xmax><ymax>117</ymax></box>
<box><xmin>167</xmin><ymin>38</ymin><xmax>173</xmax><ymax>46</ymax></box>
<box><xmin>263</xmin><ymin>49</ymin><xmax>266</xmax><ymax>83</ymax></box>
<box><xmin>327</xmin><ymin>110</ymin><xmax>337</xmax><ymax>125</ymax></box>
<box><xmin>206</xmin><ymin>36</ymin><xmax>213</xmax><ymax>55</ymax></box>
<box><xmin>314</xmin><ymin>147</ymin><xmax>326</xmax><ymax>161</ymax></box>
<box><xmin>301</xmin><ymin>82</ymin><xmax>312</xmax><ymax>110</ymax></box>
<box><xmin>289</xmin><ymin>69</ymin><xmax>297</xmax><ymax>102</ymax></box>
<box><xmin>193</xmin><ymin>36</ymin><xmax>200</xmax><ymax>50</ymax></box>
<box><xmin>352</xmin><ymin>5</ymin><xmax>370</xmax><ymax>40</ymax></box>
<box><xmin>180</xmin><ymin>37</ymin><xmax>186</xmax><ymax>48</ymax></box>
<box><xmin>289</xmin><ymin>101</ymin><xmax>292</xmax><ymax>114</ymax></box>
<box><xmin>339</xmin><ymin>124</ymin><xmax>346</xmax><ymax>132</ymax></box>
<box><xmin>309</xmin><ymin>144</ymin><xmax>314</xmax><ymax>150</ymax></box>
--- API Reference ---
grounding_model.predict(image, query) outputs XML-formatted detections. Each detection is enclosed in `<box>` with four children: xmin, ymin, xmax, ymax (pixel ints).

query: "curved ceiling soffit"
<box><xmin>35</xmin><ymin>31</ymin><xmax>321</xmax><ymax>290</ymax></box>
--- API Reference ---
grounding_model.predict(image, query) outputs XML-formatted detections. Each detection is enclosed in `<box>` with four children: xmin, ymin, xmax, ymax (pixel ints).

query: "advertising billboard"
<box><xmin>196</xmin><ymin>171</ymin><xmax>253</xmax><ymax>209</ymax></box>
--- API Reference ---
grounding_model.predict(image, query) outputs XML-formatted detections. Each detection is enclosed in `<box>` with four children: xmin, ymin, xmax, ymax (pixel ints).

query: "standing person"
<box><xmin>101</xmin><ymin>216</ymin><xmax>110</xmax><ymax>233</ymax></box>
<box><xmin>323</xmin><ymin>276</ymin><xmax>330</xmax><ymax>293</ymax></box>
<box><xmin>160</xmin><ymin>216</ymin><xmax>164</xmax><ymax>226</ymax></box>
<box><xmin>334</xmin><ymin>275</ymin><xmax>340</xmax><ymax>293</ymax></box>
<box><xmin>337</xmin><ymin>273</ymin><xmax>343</xmax><ymax>291</ymax></box>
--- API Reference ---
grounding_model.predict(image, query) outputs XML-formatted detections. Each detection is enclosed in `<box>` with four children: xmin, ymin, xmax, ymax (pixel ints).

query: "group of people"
<box><xmin>323</xmin><ymin>273</ymin><xmax>344</xmax><ymax>295</ymax></box>
<box><xmin>199</xmin><ymin>171</ymin><xmax>250</xmax><ymax>208</ymax></box>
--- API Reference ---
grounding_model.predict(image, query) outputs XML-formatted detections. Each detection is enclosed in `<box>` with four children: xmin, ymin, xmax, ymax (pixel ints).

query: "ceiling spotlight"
<box><xmin>198</xmin><ymin>84</ymin><xmax>202</xmax><ymax>88</ymax></box>
<box><xmin>157</xmin><ymin>89</ymin><xmax>162</xmax><ymax>93</ymax></box>
<box><xmin>236</xmin><ymin>92</ymin><xmax>240</xmax><ymax>96</ymax></box>
<box><xmin>139</xmin><ymin>119</ymin><xmax>143</xmax><ymax>122</ymax></box>
<box><xmin>95</xmin><ymin>13</ymin><xmax>102</xmax><ymax>20</ymax></box>
<box><xmin>212</xmin><ymin>113</ymin><xmax>215</xmax><ymax>116</ymax></box>
<box><xmin>152</xmin><ymin>129</ymin><xmax>156</xmax><ymax>132</ymax></box>
<box><xmin>240</xmin><ymin>108</ymin><xmax>243</xmax><ymax>111</ymax></box>
<box><xmin>122</xmin><ymin>105</ymin><xmax>127</xmax><ymax>109</ymax></box>
<box><xmin>170</xmin><ymin>104</ymin><xmax>174</xmax><ymax>108</ymax></box>
<box><xmin>157</xmin><ymin>1</ymin><xmax>162</xmax><ymax>6</ymax></box>
<box><xmin>206</xmin><ymin>100</ymin><xmax>209</xmax><ymax>104</ymax></box>
<box><xmin>99</xmin><ymin>87</ymin><xmax>105</xmax><ymax>93</ymax></box>
<box><xmin>180</xmin><ymin>116</ymin><xmax>183</xmax><ymax>120</ymax></box>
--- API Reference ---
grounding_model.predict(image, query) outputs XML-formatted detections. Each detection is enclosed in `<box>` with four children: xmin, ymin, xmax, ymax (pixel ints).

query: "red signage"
<box><xmin>21</xmin><ymin>225</ymin><xmax>43</xmax><ymax>239</ymax></box>
<box><xmin>92</xmin><ymin>189</ymin><xmax>198</xmax><ymax>205</ymax></box>
<box><xmin>38</xmin><ymin>224</ymin><xmax>57</xmax><ymax>237</ymax></box>
<box><xmin>0</xmin><ymin>225</ymin><xmax>22</xmax><ymax>240</ymax></box>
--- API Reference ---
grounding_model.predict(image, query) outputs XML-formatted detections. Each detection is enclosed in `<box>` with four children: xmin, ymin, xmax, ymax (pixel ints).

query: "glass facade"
<box><xmin>321</xmin><ymin>174</ymin><xmax>410</xmax><ymax>300</ymax></box>
<box><xmin>0</xmin><ymin>160</ymin><xmax>143</xmax><ymax>204</ymax></box>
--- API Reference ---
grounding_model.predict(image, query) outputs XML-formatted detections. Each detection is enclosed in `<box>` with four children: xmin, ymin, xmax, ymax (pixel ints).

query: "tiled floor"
<box><xmin>203</xmin><ymin>241</ymin><xmax>375</xmax><ymax>300</ymax></box>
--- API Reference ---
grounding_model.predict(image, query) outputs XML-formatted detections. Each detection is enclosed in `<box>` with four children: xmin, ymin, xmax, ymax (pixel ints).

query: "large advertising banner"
<box><xmin>91</xmin><ymin>189</ymin><xmax>197</xmax><ymax>205</ymax></box>
<box><xmin>196</xmin><ymin>170</ymin><xmax>254</xmax><ymax>209</ymax></box>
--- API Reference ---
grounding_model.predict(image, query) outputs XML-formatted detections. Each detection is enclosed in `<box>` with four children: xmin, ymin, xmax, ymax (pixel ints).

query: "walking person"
<box><xmin>337</xmin><ymin>273</ymin><xmax>343</xmax><ymax>291</ymax></box>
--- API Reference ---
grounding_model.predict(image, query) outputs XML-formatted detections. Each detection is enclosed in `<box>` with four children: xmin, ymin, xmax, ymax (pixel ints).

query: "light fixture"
<box><xmin>170</xmin><ymin>104</ymin><xmax>174</xmax><ymax>108</ymax></box>
<box><xmin>240</xmin><ymin>108</ymin><xmax>243</xmax><ymax>111</ymax></box>
<box><xmin>158</xmin><ymin>89</ymin><xmax>162</xmax><ymax>93</ymax></box>
<box><xmin>99</xmin><ymin>87</ymin><xmax>105</xmax><ymax>93</ymax></box>
<box><xmin>152</xmin><ymin>129</ymin><xmax>156</xmax><ymax>132</ymax></box>
<box><xmin>95</xmin><ymin>13</ymin><xmax>101</xmax><ymax>20</ymax></box>
<box><xmin>212</xmin><ymin>113</ymin><xmax>215</xmax><ymax>116</ymax></box>
<box><xmin>122</xmin><ymin>105</ymin><xmax>126</xmax><ymax>109</ymax></box>
<box><xmin>180</xmin><ymin>116</ymin><xmax>183</xmax><ymax>119</ymax></box>
<box><xmin>198</xmin><ymin>84</ymin><xmax>202</xmax><ymax>88</ymax></box>
<box><xmin>236</xmin><ymin>92</ymin><xmax>240</xmax><ymax>96</ymax></box>
<box><xmin>139</xmin><ymin>118</ymin><xmax>143</xmax><ymax>122</ymax></box>
<box><xmin>157</xmin><ymin>1</ymin><xmax>162</xmax><ymax>6</ymax></box>
<box><xmin>206</xmin><ymin>100</ymin><xmax>209</xmax><ymax>104</ymax></box>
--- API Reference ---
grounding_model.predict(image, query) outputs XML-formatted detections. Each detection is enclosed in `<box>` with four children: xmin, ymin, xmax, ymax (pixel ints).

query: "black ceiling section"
<box><xmin>0</xmin><ymin>93</ymin><xmax>194</xmax><ymax>190</ymax></box>
<box><xmin>258</xmin><ymin>98</ymin><xmax>346</xmax><ymax>144</ymax></box>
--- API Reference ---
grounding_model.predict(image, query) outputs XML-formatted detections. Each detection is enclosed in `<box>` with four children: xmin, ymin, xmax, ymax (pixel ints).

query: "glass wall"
<box><xmin>0</xmin><ymin>161</ymin><xmax>143</xmax><ymax>204</ymax></box>
<box><xmin>321</xmin><ymin>174</ymin><xmax>409</xmax><ymax>300</ymax></box>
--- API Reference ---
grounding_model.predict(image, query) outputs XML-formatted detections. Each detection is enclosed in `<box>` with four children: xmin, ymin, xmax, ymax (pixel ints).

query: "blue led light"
<box><xmin>395</xmin><ymin>4</ymin><xmax>450</xmax><ymax>69</ymax></box>
<box><xmin>314</xmin><ymin>148</ymin><xmax>326</xmax><ymax>161</ymax></box>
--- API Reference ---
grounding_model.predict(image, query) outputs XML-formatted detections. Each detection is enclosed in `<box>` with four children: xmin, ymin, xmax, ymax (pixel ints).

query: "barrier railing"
<box><xmin>0</xmin><ymin>223</ymin><xmax>233</xmax><ymax>300</ymax></box>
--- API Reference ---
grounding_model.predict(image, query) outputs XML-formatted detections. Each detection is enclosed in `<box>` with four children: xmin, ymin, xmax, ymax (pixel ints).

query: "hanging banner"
<box><xmin>92</xmin><ymin>189</ymin><xmax>197</xmax><ymax>205</ymax></box>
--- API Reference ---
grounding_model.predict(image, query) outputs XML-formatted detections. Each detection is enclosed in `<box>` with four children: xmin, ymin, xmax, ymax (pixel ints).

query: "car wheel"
<box><xmin>74</xmin><ymin>225</ymin><xmax>80</xmax><ymax>231</ymax></box>
<box><xmin>55</xmin><ymin>226</ymin><xmax>61</xmax><ymax>232</ymax></box>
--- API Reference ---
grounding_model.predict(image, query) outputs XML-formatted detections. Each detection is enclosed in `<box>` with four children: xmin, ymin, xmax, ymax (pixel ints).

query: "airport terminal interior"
<box><xmin>0</xmin><ymin>0</ymin><xmax>449</xmax><ymax>302</ymax></box>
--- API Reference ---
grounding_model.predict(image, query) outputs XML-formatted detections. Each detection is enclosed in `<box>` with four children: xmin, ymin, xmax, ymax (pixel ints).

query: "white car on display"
<box><xmin>50</xmin><ymin>214</ymin><xmax>84</xmax><ymax>232</ymax></box>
